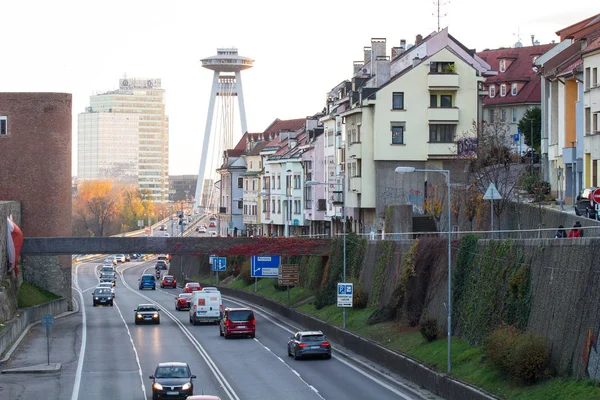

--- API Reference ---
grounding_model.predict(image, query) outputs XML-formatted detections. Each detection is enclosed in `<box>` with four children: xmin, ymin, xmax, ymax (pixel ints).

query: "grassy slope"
<box><xmin>17</xmin><ymin>282</ymin><xmax>60</xmax><ymax>308</ymax></box>
<box><xmin>224</xmin><ymin>277</ymin><xmax>600</xmax><ymax>400</ymax></box>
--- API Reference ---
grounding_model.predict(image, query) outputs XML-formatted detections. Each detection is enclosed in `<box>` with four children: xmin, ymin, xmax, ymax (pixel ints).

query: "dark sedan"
<box><xmin>92</xmin><ymin>287</ymin><xmax>113</xmax><ymax>307</ymax></box>
<box><xmin>287</xmin><ymin>330</ymin><xmax>332</xmax><ymax>360</ymax></box>
<box><xmin>134</xmin><ymin>304</ymin><xmax>160</xmax><ymax>325</ymax></box>
<box><xmin>100</xmin><ymin>272</ymin><xmax>116</xmax><ymax>287</ymax></box>
<box><xmin>149</xmin><ymin>362</ymin><xmax>196</xmax><ymax>399</ymax></box>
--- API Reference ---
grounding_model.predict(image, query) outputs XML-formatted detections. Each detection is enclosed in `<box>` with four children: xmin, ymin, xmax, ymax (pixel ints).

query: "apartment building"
<box><xmin>583</xmin><ymin>37</ymin><xmax>600</xmax><ymax>188</ymax></box>
<box><xmin>216</xmin><ymin>134</ymin><xmax>247</xmax><ymax>236</ymax></box>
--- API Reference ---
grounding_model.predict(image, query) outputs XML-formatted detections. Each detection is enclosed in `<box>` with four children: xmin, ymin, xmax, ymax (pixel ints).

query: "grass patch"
<box><xmin>222</xmin><ymin>279</ymin><xmax>600</xmax><ymax>400</ymax></box>
<box><xmin>17</xmin><ymin>282</ymin><xmax>60</xmax><ymax>308</ymax></box>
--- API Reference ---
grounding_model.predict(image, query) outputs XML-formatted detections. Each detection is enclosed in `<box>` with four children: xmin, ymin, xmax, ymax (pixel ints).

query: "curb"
<box><xmin>1</xmin><ymin>362</ymin><xmax>62</xmax><ymax>374</ymax></box>
<box><xmin>0</xmin><ymin>296</ymin><xmax>79</xmax><ymax>365</ymax></box>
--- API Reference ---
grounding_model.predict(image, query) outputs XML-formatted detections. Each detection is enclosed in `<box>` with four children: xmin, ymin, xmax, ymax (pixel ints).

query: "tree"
<box><xmin>73</xmin><ymin>181</ymin><xmax>122</xmax><ymax>236</ymax></box>
<box><xmin>423</xmin><ymin>183</ymin><xmax>446</xmax><ymax>229</ymax></box>
<box><xmin>518</xmin><ymin>107</ymin><xmax>541</xmax><ymax>152</ymax></box>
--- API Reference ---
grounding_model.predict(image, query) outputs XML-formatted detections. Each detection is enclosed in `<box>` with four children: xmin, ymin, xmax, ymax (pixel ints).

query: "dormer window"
<box><xmin>500</xmin><ymin>59</ymin><xmax>506</xmax><ymax>73</ymax></box>
<box><xmin>511</xmin><ymin>83</ymin><xmax>518</xmax><ymax>96</ymax></box>
<box><xmin>489</xmin><ymin>85</ymin><xmax>496</xmax><ymax>98</ymax></box>
<box><xmin>500</xmin><ymin>84</ymin><xmax>506</xmax><ymax>97</ymax></box>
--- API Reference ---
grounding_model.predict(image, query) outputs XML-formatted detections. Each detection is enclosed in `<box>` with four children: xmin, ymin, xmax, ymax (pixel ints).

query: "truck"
<box><xmin>189</xmin><ymin>289</ymin><xmax>222</xmax><ymax>325</ymax></box>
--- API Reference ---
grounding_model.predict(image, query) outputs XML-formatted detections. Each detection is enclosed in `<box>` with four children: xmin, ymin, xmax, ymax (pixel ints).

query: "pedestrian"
<box><xmin>568</xmin><ymin>222</ymin><xmax>582</xmax><ymax>238</ymax></box>
<box><xmin>554</xmin><ymin>225</ymin><xmax>567</xmax><ymax>238</ymax></box>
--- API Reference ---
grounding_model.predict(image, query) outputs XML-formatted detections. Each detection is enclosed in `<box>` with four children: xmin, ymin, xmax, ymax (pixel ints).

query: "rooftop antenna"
<box><xmin>513</xmin><ymin>27</ymin><xmax>523</xmax><ymax>47</ymax></box>
<box><xmin>433</xmin><ymin>0</ymin><xmax>449</xmax><ymax>32</ymax></box>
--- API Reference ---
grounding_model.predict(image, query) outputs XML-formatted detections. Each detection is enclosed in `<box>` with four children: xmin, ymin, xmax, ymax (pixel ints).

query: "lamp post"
<box><xmin>306</xmin><ymin>177</ymin><xmax>347</xmax><ymax>329</ymax></box>
<box><xmin>395</xmin><ymin>166</ymin><xmax>452</xmax><ymax>373</ymax></box>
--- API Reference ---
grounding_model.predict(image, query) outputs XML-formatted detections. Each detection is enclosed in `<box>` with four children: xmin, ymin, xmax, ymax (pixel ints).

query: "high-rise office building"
<box><xmin>77</xmin><ymin>77</ymin><xmax>169</xmax><ymax>202</ymax></box>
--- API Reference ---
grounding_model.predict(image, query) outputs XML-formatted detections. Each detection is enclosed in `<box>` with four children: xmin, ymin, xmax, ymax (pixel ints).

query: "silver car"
<box><xmin>96</xmin><ymin>282</ymin><xmax>115</xmax><ymax>298</ymax></box>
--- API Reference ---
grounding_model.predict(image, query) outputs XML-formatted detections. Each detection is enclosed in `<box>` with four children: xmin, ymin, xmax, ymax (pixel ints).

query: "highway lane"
<box><xmin>116</xmin><ymin>260</ymin><xmax>431</xmax><ymax>400</ymax></box>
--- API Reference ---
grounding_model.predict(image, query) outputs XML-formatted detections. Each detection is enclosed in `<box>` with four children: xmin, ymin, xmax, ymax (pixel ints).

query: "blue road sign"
<box><xmin>41</xmin><ymin>313</ymin><xmax>54</xmax><ymax>327</ymax></box>
<box><xmin>514</xmin><ymin>133</ymin><xmax>519</xmax><ymax>142</ymax></box>
<box><xmin>251</xmin><ymin>255</ymin><xmax>281</xmax><ymax>278</ymax></box>
<box><xmin>337</xmin><ymin>283</ymin><xmax>353</xmax><ymax>308</ymax></box>
<box><xmin>212</xmin><ymin>257</ymin><xmax>227</xmax><ymax>272</ymax></box>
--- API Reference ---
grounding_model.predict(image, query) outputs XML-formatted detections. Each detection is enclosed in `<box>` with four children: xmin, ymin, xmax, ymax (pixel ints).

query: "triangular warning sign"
<box><xmin>483</xmin><ymin>183</ymin><xmax>502</xmax><ymax>200</ymax></box>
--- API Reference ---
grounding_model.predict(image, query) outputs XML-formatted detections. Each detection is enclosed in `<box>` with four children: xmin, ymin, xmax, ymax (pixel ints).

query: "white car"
<box><xmin>96</xmin><ymin>282</ymin><xmax>115</xmax><ymax>298</ymax></box>
<box><xmin>198</xmin><ymin>226</ymin><xmax>207</xmax><ymax>233</ymax></box>
<box><xmin>105</xmin><ymin>256</ymin><xmax>117</xmax><ymax>265</ymax></box>
<box><xmin>114</xmin><ymin>254</ymin><xmax>126</xmax><ymax>263</ymax></box>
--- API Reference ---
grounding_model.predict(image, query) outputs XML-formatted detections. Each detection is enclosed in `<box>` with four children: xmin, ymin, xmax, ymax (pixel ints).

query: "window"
<box><xmin>440</xmin><ymin>95</ymin><xmax>452</xmax><ymax>108</ymax></box>
<box><xmin>357</xmin><ymin>124</ymin><xmax>361</xmax><ymax>142</ymax></box>
<box><xmin>237</xmin><ymin>177</ymin><xmax>243</xmax><ymax>188</ymax></box>
<box><xmin>272</xmin><ymin>199</ymin><xmax>275</xmax><ymax>212</ymax></box>
<box><xmin>501</xmin><ymin>109</ymin><xmax>507</xmax><ymax>121</ymax></box>
<box><xmin>294</xmin><ymin>200</ymin><xmax>301</xmax><ymax>214</ymax></box>
<box><xmin>238</xmin><ymin>200</ymin><xmax>243</xmax><ymax>209</ymax></box>
<box><xmin>0</xmin><ymin>117</ymin><xmax>6</xmax><ymax>135</ymax></box>
<box><xmin>489</xmin><ymin>85</ymin><xmax>495</xmax><ymax>98</ymax></box>
<box><xmin>499</xmin><ymin>59</ymin><xmax>506</xmax><ymax>72</ymax></box>
<box><xmin>293</xmin><ymin>174</ymin><xmax>301</xmax><ymax>189</ymax></box>
<box><xmin>392</xmin><ymin>92</ymin><xmax>404</xmax><ymax>109</ymax></box>
<box><xmin>500</xmin><ymin>84</ymin><xmax>506</xmax><ymax>97</ymax></box>
<box><xmin>488</xmin><ymin>109</ymin><xmax>495</xmax><ymax>123</ymax></box>
<box><xmin>511</xmin><ymin>83</ymin><xmax>518</xmax><ymax>96</ymax></box>
<box><xmin>594</xmin><ymin>68</ymin><xmax>598</xmax><ymax>87</ymax></box>
<box><xmin>249</xmin><ymin>161</ymin><xmax>253</xmax><ymax>169</ymax></box>
<box><xmin>277</xmin><ymin>175</ymin><xmax>281</xmax><ymax>189</ymax></box>
<box><xmin>429</xmin><ymin>124</ymin><xmax>455</xmax><ymax>143</ymax></box>
<box><xmin>277</xmin><ymin>199</ymin><xmax>281</xmax><ymax>213</ymax></box>
<box><xmin>430</xmin><ymin>61</ymin><xmax>455</xmax><ymax>73</ymax></box>
<box><xmin>512</xmin><ymin>108</ymin><xmax>517</xmax><ymax>123</ymax></box>
<box><xmin>430</xmin><ymin>94</ymin><xmax>437</xmax><ymax>108</ymax></box>
<box><xmin>391</xmin><ymin>125</ymin><xmax>404</xmax><ymax>144</ymax></box>
<box><xmin>585</xmin><ymin>67</ymin><xmax>591</xmax><ymax>90</ymax></box>
<box><xmin>244</xmin><ymin>180</ymin><xmax>248</xmax><ymax>190</ymax></box>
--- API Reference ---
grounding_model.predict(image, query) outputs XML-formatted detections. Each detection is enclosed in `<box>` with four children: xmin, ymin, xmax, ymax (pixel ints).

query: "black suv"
<box><xmin>574</xmin><ymin>187</ymin><xmax>598</xmax><ymax>219</ymax></box>
<box><xmin>149</xmin><ymin>362</ymin><xmax>196</xmax><ymax>399</ymax></box>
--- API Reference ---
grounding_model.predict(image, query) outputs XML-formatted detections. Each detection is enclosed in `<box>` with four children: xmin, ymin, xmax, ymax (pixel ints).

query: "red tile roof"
<box><xmin>556</xmin><ymin>13</ymin><xmax>600</xmax><ymax>41</ymax></box>
<box><xmin>263</xmin><ymin>118</ymin><xmax>306</xmax><ymax>138</ymax></box>
<box><xmin>583</xmin><ymin>36</ymin><xmax>600</xmax><ymax>55</ymax></box>
<box><xmin>556</xmin><ymin>58</ymin><xmax>583</xmax><ymax>78</ymax></box>
<box><xmin>233</xmin><ymin>132</ymin><xmax>247</xmax><ymax>151</ymax></box>
<box><xmin>477</xmin><ymin>44</ymin><xmax>556</xmax><ymax>105</ymax></box>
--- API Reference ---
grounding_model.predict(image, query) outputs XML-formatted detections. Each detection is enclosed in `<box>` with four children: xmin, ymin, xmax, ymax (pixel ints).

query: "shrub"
<box><xmin>273</xmin><ymin>281</ymin><xmax>290</xmax><ymax>291</ymax></box>
<box><xmin>509</xmin><ymin>333</ymin><xmax>549</xmax><ymax>383</ymax></box>
<box><xmin>239</xmin><ymin>259</ymin><xmax>253</xmax><ymax>285</ymax></box>
<box><xmin>484</xmin><ymin>324</ymin><xmax>521</xmax><ymax>373</ymax></box>
<box><xmin>419</xmin><ymin>319</ymin><xmax>438</xmax><ymax>342</ymax></box>
<box><xmin>353</xmin><ymin>284</ymin><xmax>368</xmax><ymax>309</ymax></box>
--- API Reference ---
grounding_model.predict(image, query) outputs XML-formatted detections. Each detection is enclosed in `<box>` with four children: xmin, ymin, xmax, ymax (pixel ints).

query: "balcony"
<box><xmin>350</xmin><ymin>177</ymin><xmax>362</xmax><ymax>192</ymax></box>
<box><xmin>428</xmin><ymin>73</ymin><xmax>459</xmax><ymax>88</ymax></box>
<box><xmin>348</xmin><ymin>141</ymin><xmax>362</xmax><ymax>158</ymax></box>
<box><xmin>428</xmin><ymin>142</ymin><xmax>457</xmax><ymax>158</ymax></box>
<box><xmin>243</xmin><ymin>214</ymin><xmax>257</xmax><ymax>225</ymax></box>
<box><xmin>428</xmin><ymin>107</ymin><xmax>459</xmax><ymax>121</ymax></box>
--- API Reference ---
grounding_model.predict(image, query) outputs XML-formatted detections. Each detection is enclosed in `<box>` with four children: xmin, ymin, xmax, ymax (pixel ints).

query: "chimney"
<box><xmin>400</xmin><ymin>39</ymin><xmax>406</xmax><ymax>50</ymax></box>
<box><xmin>415</xmin><ymin>34</ymin><xmax>423</xmax><ymax>45</ymax></box>
<box><xmin>363</xmin><ymin>46</ymin><xmax>372</xmax><ymax>65</ymax></box>
<box><xmin>371</xmin><ymin>38</ymin><xmax>386</xmax><ymax>58</ymax></box>
<box><xmin>289</xmin><ymin>139</ymin><xmax>297</xmax><ymax>149</ymax></box>
<box><xmin>353</xmin><ymin>61</ymin><xmax>364</xmax><ymax>75</ymax></box>
<box><xmin>391</xmin><ymin>47</ymin><xmax>402</xmax><ymax>59</ymax></box>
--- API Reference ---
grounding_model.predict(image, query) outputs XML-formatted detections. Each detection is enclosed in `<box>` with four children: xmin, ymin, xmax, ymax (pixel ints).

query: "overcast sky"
<box><xmin>2</xmin><ymin>1</ymin><xmax>598</xmax><ymax>175</ymax></box>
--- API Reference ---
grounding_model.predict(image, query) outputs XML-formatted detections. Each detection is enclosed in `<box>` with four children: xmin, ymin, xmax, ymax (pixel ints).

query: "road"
<box><xmin>66</xmin><ymin>257</ymin><xmax>431</xmax><ymax>400</ymax></box>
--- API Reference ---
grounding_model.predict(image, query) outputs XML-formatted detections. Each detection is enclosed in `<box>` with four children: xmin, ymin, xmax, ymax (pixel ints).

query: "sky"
<box><xmin>2</xmin><ymin>1</ymin><xmax>599</xmax><ymax>176</ymax></box>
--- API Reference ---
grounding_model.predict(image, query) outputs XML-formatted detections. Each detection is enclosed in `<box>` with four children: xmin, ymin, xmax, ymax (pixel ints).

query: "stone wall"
<box><xmin>0</xmin><ymin>202</ymin><xmax>22</xmax><ymax>323</ymax></box>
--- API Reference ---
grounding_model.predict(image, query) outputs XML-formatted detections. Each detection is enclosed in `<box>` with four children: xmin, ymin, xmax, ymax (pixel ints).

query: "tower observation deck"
<box><xmin>193</xmin><ymin>48</ymin><xmax>254</xmax><ymax>214</ymax></box>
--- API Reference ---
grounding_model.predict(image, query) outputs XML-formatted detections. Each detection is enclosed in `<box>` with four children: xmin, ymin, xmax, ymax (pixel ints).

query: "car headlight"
<box><xmin>153</xmin><ymin>382</ymin><xmax>163</xmax><ymax>390</ymax></box>
<box><xmin>136</xmin><ymin>314</ymin><xmax>142</xmax><ymax>318</ymax></box>
<box><xmin>182</xmin><ymin>382</ymin><xmax>191</xmax><ymax>390</ymax></box>
<box><xmin>94</xmin><ymin>297</ymin><xmax>98</xmax><ymax>300</ymax></box>
<box><xmin>153</xmin><ymin>313</ymin><xmax>159</xmax><ymax>318</ymax></box>
<box><xmin>107</xmin><ymin>297</ymin><xmax>111</xmax><ymax>300</ymax></box>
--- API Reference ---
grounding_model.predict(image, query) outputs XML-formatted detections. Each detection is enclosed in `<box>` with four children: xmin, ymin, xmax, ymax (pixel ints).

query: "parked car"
<box><xmin>574</xmin><ymin>187</ymin><xmax>599</xmax><ymax>219</ymax></box>
<box><xmin>161</xmin><ymin>275</ymin><xmax>177</xmax><ymax>288</ymax></box>
<box><xmin>138</xmin><ymin>274</ymin><xmax>156</xmax><ymax>290</ymax></box>
<box><xmin>287</xmin><ymin>330</ymin><xmax>331</xmax><ymax>360</ymax></box>
<box><xmin>175</xmin><ymin>293</ymin><xmax>192</xmax><ymax>311</ymax></box>
<box><xmin>134</xmin><ymin>304</ymin><xmax>160</xmax><ymax>324</ymax></box>
<box><xmin>92</xmin><ymin>287</ymin><xmax>113</xmax><ymax>307</ymax></box>
<box><xmin>183</xmin><ymin>282</ymin><xmax>202</xmax><ymax>293</ymax></box>
<box><xmin>219</xmin><ymin>307</ymin><xmax>255</xmax><ymax>339</ymax></box>
<box><xmin>521</xmin><ymin>149</ymin><xmax>540</xmax><ymax>164</ymax></box>
<box><xmin>148</xmin><ymin>362</ymin><xmax>196</xmax><ymax>399</ymax></box>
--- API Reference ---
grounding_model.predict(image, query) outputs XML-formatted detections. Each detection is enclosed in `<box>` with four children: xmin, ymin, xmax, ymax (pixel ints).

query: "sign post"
<box><xmin>278</xmin><ymin>264</ymin><xmax>299</xmax><ymax>305</ymax></box>
<box><xmin>211</xmin><ymin>257</ymin><xmax>226</xmax><ymax>284</ymax></box>
<box><xmin>41</xmin><ymin>313</ymin><xmax>55</xmax><ymax>366</ymax></box>
<box><xmin>483</xmin><ymin>183</ymin><xmax>502</xmax><ymax>239</ymax></box>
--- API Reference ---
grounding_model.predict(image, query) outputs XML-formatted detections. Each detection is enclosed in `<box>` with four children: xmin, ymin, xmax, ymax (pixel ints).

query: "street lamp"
<box><xmin>395</xmin><ymin>166</ymin><xmax>452</xmax><ymax>374</ymax></box>
<box><xmin>306</xmin><ymin>178</ymin><xmax>347</xmax><ymax>329</ymax></box>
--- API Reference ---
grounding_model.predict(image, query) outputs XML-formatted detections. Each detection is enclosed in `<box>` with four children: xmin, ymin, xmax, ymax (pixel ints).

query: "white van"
<box><xmin>189</xmin><ymin>290</ymin><xmax>222</xmax><ymax>325</ymax></box>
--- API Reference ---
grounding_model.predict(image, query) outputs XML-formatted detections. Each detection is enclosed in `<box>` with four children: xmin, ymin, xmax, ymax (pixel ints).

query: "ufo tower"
<box><xmin>193</xmin><ymin>48</ymin><xmax>254</xmax><ymax>212</ymax></box>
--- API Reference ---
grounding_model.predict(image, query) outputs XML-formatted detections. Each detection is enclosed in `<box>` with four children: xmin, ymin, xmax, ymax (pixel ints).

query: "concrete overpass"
<box><xmin>21</xmin><ymin>236</ymin><xmax>332</xmax><ymax>256</ymax></box>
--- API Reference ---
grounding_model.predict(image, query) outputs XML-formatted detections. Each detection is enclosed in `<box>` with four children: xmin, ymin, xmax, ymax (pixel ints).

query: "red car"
<box><xmin>209</xmin><ymin>221</ymin><xmax>216</xmax><ymax>228</ymax></box>
<box><xmin>160</xmin><ymin>275</ymin><xmax>177</xmax><ymax>288</ymax></box>
<box><xmin>220</xmin><ymin>307</ymin><xmax>256</xmax><ymax>339</ymax></box>
<box><xmin>175</xmin><ymin>293</ymin><xmax>192</xmax><ymax>310</ymax></box>
<box><xmin>184</xmin><ymin>282</ymin><xmax>203</xmax><ymax>293</ymax></box>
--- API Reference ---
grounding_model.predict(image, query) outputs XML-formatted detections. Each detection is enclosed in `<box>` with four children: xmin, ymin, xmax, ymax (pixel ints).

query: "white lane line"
<box><xmin>118</xmin><ymin>265</ymin><xmax>240</xmax><ymax>400</ymax></box>
<box><xmin>253</xmin><ymin>338</ymin><xmax>325</xmax><ymax>400</ymax></box>
<box><xmin>70</xmin><ymin>263</ymin><xmax>87</xmax><ymax>400</ymax></box>
<box><xmin>113</xmin><ymin>300</ymin><xmax>148</xmax><ymax>400</ymax></box>
<box><xmin>224</xmin><ymin>296</ymin><xmax>419</xmax><ymax>400</ymax></box>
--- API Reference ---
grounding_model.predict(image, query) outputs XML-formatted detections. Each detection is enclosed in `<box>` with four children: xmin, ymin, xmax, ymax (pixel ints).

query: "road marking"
<box><xmin>113</xmin><ymin>300</ymin><xmax>148</xmax><ymax>400</ymax></box>
<box><xmin>224</xmin><ymin>296</ymin><xmax>420</xmax><ymax>400</ymax></box>
<box><xmin>253</xmin><ymin>338</ymin><xmax>325</xmax><ymax>400</ymax></box>
<box><xmin>70</xmin><ymin>263</ymin><xmax>87</xmax><ymax>400</ymax></box>
<box><xmin>118</xmin><ymin>264</ymin><xmax>240</xmax><ymax>400</ymax></box>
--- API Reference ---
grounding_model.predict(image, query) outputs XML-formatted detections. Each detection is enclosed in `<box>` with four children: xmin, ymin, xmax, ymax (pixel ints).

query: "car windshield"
<box><xmin>228</xmin><ymin>310</ymin><xmax>253</xmax><ymax>321</ymax></box>
<box><xmin>187</xmin><ymin>283</ymin><xmax>200</xmax><ymax>287</ymax></box>
<box><xmin>94</xmin><ymin>289</ymin><xmax>111</xmax><ymax>295</ymax></box>
<box><xmin>101</xmin><ymin>274</ymin><xmax>113</xmax><ymax>279</ymax></box>
<box><xmin>155</xmin><ymin>366</ymin><xmax>189</xmax><ymax>379</ymax></box>
<box><xmin>141</xmin><ymin>275</ymin><xmax>153</xmax><ymax>281</ymax></box>
<box><xmin>163</xmin><ymin>276</ymin><xmax>173</xmax><ymax>281</ymax></box>
<box><xmin>137</xmin><ymin>306</ymin><xmax>157</xmax><ymax>312</ymax></box>
<box><xmin>302</xmin><ymin>334</ymin><xmax>325</xmax><ymax>342</ymax></box>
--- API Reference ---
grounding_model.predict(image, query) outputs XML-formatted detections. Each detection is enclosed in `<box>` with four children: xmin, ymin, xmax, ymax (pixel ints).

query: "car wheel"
<box><xmin>93</xmin><ymin>302</ymin><xmax>96</xmax><ymax>307</ymax></box>
<box><xmin>110</xmin><ymin>302</ymin><xmax>114</xmax><ymax>306</ymax></box>
<box><xmin>176</xmin><ymin>306</ymin><xmax>179</xmax><ymax>311</ymax></box>
<box><xmin>220</xmin><ymin>327</ymin><xmax>224</xmax><ymax>337</ymax></box>
<box><xmin>156</xmin><ymin>319</ymin><xmax>160</xmax><ymax>325</ymax></box>
<box><xmin>152</xmin><ymin>286</ymin><xmax>156</xmax><ymax>290</ymax></box>
<box><xmin>325</xmin><ymin>354</ymin><xmax>332</xmax><ymax>360</ymax></box>
<box><xmin>287</xmin><ymin>345</ymin><xmax>292</xmax><ymax>356</ymax></box>
<box><xmin>293</xmin><ymin>350</ymin><xmax>299</xmax><ymax>360</ymax></box>
<box><xmin>135</xmin><ymin>320</ymin><xmax>138</xmax><ymax>325</ymax></box>
<box><xmin>250</xmin><ymin>334</ymin><xmax>255</xmax><ymax>339</ymax></box>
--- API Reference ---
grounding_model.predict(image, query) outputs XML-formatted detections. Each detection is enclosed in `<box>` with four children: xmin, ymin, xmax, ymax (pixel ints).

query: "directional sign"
<box><xmin>212</xmin><ymin>257</ymin><xmax>227</xmax><ymax>272</ymax></box>
<box><xmin>251</xmin><ymin>255</ymin><xmax>281</xmax><ymax>278</ymax></box>
<box><xmin>482</xmin><ymin>183</ymin><xmax>502</xmax><ymax>200</ymax></box>
<box><xmin>278</xmin><ymin>264</ymin><xmax>299</xmax><ymax>286</ymax></box>
<box><xmin>337</xmin><ymin>283</ymin><xmax>353</xmax><ymax>308</ymax></box>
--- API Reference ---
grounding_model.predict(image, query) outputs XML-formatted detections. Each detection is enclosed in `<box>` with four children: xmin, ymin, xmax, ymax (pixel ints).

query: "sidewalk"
<box><xmin>0</xmin><ymin>300</ymin><xmax>81</xmax><ymax>399</ymax></box>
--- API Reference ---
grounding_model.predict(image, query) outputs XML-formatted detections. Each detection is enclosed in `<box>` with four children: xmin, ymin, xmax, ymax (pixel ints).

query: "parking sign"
<box><xmin>337</xmin><ymin>283</ymin><xmax>353</xmax><ymax>308</ymax></box>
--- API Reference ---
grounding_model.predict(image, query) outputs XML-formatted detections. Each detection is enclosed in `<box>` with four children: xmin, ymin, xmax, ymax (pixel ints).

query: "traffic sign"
<box><xmin>513</xmin><ymin>133</ymin><xmax>519</xmax><ymax>142</ymax></box>
<box><xmin>212</xmin><ymin>257</ymin><xmax>227</xmax><ymax>272</ymax></box>
<box><xmin>483</xmin><ymin>183</ymin><xmax>502</xmax><ymax>200</ymax></box>
<box><xmin>209</xmin><ymin>254</ymin><xmax>217</xmax><ymax>265</ymax></box>
<box><xmin>251</xmin><ymin>255</ymin><xmax>280</xmax><ymax>278</ymax></box>
<box><xmin>278</xmin><ymin>264</ymin><xmax>299</xmax><ymax>286</ymax></box>
<box><xmin>592</xmin><ymin>189</ymin><xmax>600</xmax><ymax>204</ymax></box>
<box><xmin>41</xmin><ymin>313</ymin><xmax>55</xmax><ymax>327</ymax></box>
<box><xmin>337</xmin><ymin>283</ymin><xmax>353</xmax><ymax>308</ymax></box>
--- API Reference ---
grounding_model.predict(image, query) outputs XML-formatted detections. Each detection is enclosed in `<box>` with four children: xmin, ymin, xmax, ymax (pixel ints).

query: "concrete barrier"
<box><xmin>212</xmin><ymin>285</ymin><xmax>500</xmax><ymax>400</ymax></box>
<box><xmin>0</xmin><ymin>298</ymin><xmax>69</xmax><ymax>360</ymax></box>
